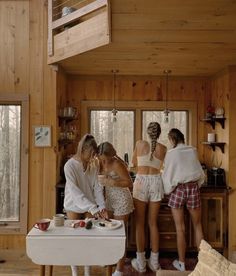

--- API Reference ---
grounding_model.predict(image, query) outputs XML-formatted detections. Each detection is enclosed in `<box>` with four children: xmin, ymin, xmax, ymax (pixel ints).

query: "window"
<box><xmin>0</xmin><ymin>94</ymin><xmax>29</xmax><ymax>234</ymax></box>
<box><xmin>81</xmin><ymin>100</ymin><xmax>197</xmax><ymax>165</ymax></box>
<box><xmin>90</xmin><ymin>110</ymin><xmax>134</xmax><ymax>162</ymax></box>
<box><xmin>142</xmin><ymin>111</ymin><xmax>188</xmax><ymax>149</ymax></box>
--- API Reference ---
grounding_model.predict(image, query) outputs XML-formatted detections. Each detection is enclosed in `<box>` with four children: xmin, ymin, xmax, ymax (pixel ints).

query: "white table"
<box><xmin>26</xmin><ymin>220</ymin><xmax>126</xmax><ymax>276</ymax></box>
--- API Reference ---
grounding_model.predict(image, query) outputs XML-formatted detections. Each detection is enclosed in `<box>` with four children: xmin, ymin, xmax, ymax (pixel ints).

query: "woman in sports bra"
<box><xmin>97</xmin><ymin>142</ymin><xmax>134</xmax><ymax>276</ymax></box>
<box><xmin>131</xmin><ymin>122</ymin><xmax>167</xmax><ymax>273</ymax></box>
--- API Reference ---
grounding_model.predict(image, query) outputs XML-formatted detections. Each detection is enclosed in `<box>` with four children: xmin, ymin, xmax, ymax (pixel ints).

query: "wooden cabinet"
<box><xmin>199</xmin><ymin>187</ymin><xmax>229</xmax><ymax>256</ymax></box>
<box><xmin>126</xmin><ymin>187</ymin><xmax>229</xmax><ymax>255</ymax></box>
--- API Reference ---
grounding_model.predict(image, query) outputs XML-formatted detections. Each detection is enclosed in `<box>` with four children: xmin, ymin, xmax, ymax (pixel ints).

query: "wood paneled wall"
<box><xmin>0</xmin><ymin>0</ymin><xmax>235</xmax><ymax>257</ymax></box>
<box><xmin>66</xmin><ymin>74</ymin><xmax>209</xmax><ymax>158</ymax></box>
<box><xmin>209</xmin><ymin>67</ymin><xmax>236</xmax><ymax>256</ymax></box>
<box><xmin>0</xmin><ymin>0</ymin><xmax>57</xmax><ymax>249</ymax></box>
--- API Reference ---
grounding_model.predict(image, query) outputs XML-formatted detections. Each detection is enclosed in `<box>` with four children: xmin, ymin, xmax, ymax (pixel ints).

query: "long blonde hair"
<box><xmin>147</xmin><ymin>122</ymin><xmax>161</xmax><ymax>160</ymax></box>
<box><xmin>75</xmin><ymin>134</ymin><xmax>98</xmax><ymax>160</ymax></box>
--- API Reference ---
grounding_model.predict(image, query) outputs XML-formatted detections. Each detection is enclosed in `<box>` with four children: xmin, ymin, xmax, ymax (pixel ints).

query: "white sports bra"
<box><xmin>137</xmin><ymin>153</ymin><xmax>162</xmax><ymax>169</ymax></box>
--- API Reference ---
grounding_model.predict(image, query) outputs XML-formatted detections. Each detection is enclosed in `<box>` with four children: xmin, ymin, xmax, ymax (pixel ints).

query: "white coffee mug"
<box><xmin>208</xmin><ymin>133</ymin><xmax>216</xmax><ymax>142</ymax></box>
<box><xmin>53</xmin><ymin>214</ymin><xmax>65</xmax><ymax>227</ymax></box>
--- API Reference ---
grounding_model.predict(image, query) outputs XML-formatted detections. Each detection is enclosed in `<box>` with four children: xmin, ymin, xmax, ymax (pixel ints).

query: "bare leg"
<box><xmin>113</xmin><ymin>214</ymin><xmax>129</xmax><ymax>273</ymax></box>
<box><xmin>133</xmin><ymin>199</ymin><xmax>147</xmax><ymax>252</ymax></box>
<box><xmin>188</xmin><ymin>207</ymin><xmax>204</xmax><ymax>248</ymax></box>
<box><xmin>148</xmin><ymin>201</ymin><xmax>161</xmax><ymax>253</ymax></box>
<box><xmin>171</xmin><ymin>208</ymin><xmax>186</xmax><ymax>263</ymax></box>
<box><xmin>67</xmin><ymin>212</ymin><xmax>81</xmax><ymax>276</ymax></box>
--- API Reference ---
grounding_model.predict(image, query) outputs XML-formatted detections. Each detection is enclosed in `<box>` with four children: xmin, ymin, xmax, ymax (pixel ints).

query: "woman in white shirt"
<box><xmin>131</xmin><ymin>122</ymin><xmax>167</xmax><ymax>273</ymax></box>
<box><xmin>64</xmin><ymin>134</ymin><xmax>108</xmax><ymax>276</ymax></box>
<box><xmin>162</xmin><ymin>128</ymin><xmax>204</xmax><ymax>272</ymax></box>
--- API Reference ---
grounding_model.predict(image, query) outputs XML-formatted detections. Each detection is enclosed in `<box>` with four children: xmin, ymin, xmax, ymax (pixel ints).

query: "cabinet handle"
<box><xmin>163</xmin><ymin>235</ymin><xmax>172</xmax><ymax>240</ymax></box>
<box><xmin>162</xmin><ymin>217</ymin><xmax>172</xmax><ymax>221</ymax></box>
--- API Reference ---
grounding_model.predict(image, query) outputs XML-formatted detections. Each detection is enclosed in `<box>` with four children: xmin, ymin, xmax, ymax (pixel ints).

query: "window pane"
<box><xmin>90</xmin><ymin>110</ymin><xmax>134</xmax><ymax>163</ymax></box>
<box><xmin>142</xmin><ymin>111</ymin><xmax>188</xmax><ymax>148</ymax></box>
<box><xmin>0</xmin><ymin>105</ymin><xmax>21</xmax><ymax>221</ymax></box>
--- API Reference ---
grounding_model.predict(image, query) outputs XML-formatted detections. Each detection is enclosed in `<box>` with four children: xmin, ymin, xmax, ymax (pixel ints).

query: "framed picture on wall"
<box><xmin>34</xmin><ymin>125</ymin><xmax>52</xmax><ymax>147</ymax></box>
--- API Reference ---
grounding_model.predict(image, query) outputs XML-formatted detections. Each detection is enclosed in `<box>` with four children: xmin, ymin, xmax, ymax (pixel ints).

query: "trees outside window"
<box><xmin>82</xmin><ymin>100</ymin><xmax>196</xmax><ymax>167</ymax></box>
<box><xmin>0</xmin><ymin>94</ymin><xmax>29</xmax><ymax>234</ymax></box>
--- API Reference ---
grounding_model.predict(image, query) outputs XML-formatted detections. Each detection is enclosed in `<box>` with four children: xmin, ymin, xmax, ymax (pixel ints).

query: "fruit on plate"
<box><xmin>79</xmin><ymin>220</ymin><xmax>86</xmax><ymax>227</ymax></box>
<box><xmin>85</xmin><ymin>220</ymin><xmax>93</xmax><ymax>229</ymax></box>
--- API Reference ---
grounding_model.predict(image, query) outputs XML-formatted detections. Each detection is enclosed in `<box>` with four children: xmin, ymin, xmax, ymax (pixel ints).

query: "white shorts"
<box><xmin>105</xmin><ymin>186</ymin><xmax>134</xmax><ymax>216</ymax></box>
<box><xmin>133</xmin><ymin>174</ymin><xmax>164</xmax><ymax>202</ymax></box>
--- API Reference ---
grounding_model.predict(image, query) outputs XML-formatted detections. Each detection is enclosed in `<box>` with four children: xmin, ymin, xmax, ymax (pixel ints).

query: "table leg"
<box><xmin>105</xmin><ymin>265</ymin><xmax>113</xmax><ymax>276</ymax></box>
<box><xmin>40</xmin><ymin>265</ymin><xmax>45</xmax><ymax>276</ymax></box>
<box><xmin>49</xmin><ymin>265</ymin><xmax>53</xmax><ymax>276</ymax></box>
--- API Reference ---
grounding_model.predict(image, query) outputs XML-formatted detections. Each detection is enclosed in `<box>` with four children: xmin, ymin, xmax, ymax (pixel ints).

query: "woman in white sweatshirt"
<box><xmin>162</xmin><ymin>128</ymin><xmax>204</xmax><ymax>272</ymax></box>
<box><xmin>64</xmin><ymin>134</ymin><xmax>108</xmax><ymax>276</ymax></box>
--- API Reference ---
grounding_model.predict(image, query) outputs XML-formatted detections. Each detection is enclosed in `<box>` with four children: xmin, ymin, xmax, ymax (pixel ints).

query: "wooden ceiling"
<box><xmin>58</xmin><ymin>0</ymin><xmax>236</xmax><ymax>76</ymax></box>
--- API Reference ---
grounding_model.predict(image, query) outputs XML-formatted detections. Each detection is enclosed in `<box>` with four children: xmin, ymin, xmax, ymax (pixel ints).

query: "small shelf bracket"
<box><xmin>201</xmin><ymin>117</ymin><xmax>226</xmax><ymax>129</ymax></box>
<box><xmin>202</xmin><ymin>142</ymin><xmax>226</xmax><ymax>153</ymax></box>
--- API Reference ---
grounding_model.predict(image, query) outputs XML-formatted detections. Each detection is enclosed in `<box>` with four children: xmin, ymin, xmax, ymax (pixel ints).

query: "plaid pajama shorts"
<box><xmin>168</xmin><ymin>182</ymin><xmax>201</xmax><ymax>209</ymax></box>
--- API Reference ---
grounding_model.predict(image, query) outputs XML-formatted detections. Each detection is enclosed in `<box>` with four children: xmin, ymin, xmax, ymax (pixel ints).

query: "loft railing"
<box><xmin>48</xmin><ymin>0</ymin><xmax>111</xmax><ymax>63</ymax></box>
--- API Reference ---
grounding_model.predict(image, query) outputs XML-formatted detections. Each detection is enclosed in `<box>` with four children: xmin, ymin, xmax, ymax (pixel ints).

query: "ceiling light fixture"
<box><xmin>111</xmin><ymin>69</ymin><xmax>119</xmax><ymax>123</ymax></box>
<box><xmin>163</xmin><ymin>69</ymin><xmax>172</xmax><ymax>123</ymax></box>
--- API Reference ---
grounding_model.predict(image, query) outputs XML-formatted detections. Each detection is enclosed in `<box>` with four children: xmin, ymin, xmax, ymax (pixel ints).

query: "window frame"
<box><xmin>0</xmin><ymin>94</ymin><xmax>29</xmax><ymax>234</ymax></box>
<box><xmin>81</xmin><ymin>100</ymin><xmax>197</xmax><ymax>146</ymax></box>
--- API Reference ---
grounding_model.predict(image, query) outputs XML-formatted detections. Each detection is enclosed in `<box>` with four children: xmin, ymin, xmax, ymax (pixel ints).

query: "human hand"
<box><xmin>98</xmin><ymin>174</ymin><xmax>107</xmax><ymax>185</ymax></box>
<box><xmin>99</xmin><ymin>209</ymin><xmax>109</xmax><ymax>219</ymax></box>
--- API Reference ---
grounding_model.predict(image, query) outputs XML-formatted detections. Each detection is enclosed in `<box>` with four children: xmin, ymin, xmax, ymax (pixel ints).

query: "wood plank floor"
<box><xmin>0</xmin><ymin>250</ymin><xmax>157</xmax><ymax>276</ymax></box>
<box><xmin>0</xmin><ymin>249</ymin><xmax>197</xmax><ymax>275</ymax></box>
<box><xmin>0</xmin><ymin>249</ymin><xmax>106</xmax><ymax>276</ymax></box>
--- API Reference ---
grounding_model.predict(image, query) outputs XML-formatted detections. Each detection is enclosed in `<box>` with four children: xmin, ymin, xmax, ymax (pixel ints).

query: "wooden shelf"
<box><xmin>202</xmin><ymin>142</ymin><xmax>226</xmax><ymax>153</ymax></box>
<box><xmin>201</xmin><ymin>117</ymin><xmax>226</xmax><ymax>129</ymax></box>
<box><xmin>58</xmin><ymin>116</ymin><xmax>78</xmax><ymax>126</ymax></box>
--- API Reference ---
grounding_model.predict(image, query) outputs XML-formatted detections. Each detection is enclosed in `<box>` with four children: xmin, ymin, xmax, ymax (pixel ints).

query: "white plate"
<box><xmin>93</xmin><ymin>219</ymin><xmax>122</xmax><ymax>230</ymax></box>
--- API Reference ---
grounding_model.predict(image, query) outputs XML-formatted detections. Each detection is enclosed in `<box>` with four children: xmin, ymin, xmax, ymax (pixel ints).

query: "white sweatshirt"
<box><xmin>63</xmin><ymin>158</ymin><xmax>105</xmax><ymax>215</ymax></box>
<box><xmin>162</xmin><ymin>144</ymin><xmax>205</xmax><ymax>194</ymax></box>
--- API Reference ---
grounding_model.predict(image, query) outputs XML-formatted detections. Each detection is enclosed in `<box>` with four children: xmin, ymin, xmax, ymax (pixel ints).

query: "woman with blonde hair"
<box><xmin>97</xmin><ymin>142</ymin><xmax>134</xmax><ymax>276</ymax></box>
<box><xmin>64</xmin><ymin>134</ymin><xmax>108</xmax><ymax>276</ymax></box>
<box><xmin>131</xmin><ymin>122</ymin><xmax>167</xmax><ymax>273</ymax></box>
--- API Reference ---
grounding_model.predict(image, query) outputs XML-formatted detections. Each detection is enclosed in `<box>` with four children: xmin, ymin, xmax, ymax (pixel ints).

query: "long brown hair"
<box><xmin>168</xmin><ymin>128</ymin><xmax>185</xmax><ymax>148</ymax></box>
<box><xmin>97</xmin><ymin>142</ymin><xmax>126</xmax><ymax>164</ymax></box>
<box><xmin>147</xmin><ymin>122</ymin><xmax>161</xmax><ymax>160</ymax></box>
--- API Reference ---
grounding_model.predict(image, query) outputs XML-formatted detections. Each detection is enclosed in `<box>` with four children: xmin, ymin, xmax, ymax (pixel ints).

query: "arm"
<box><xmin>93</xmin><ymin>172</ymin><xmax>106</xmax><ymax>211</ymax></box>
<box><xmin>106</xmin><ymin>160</ymin><xmax>132</xmax><ymax>188</ymax></box>
<box><xmin>64</xmin><ymin>162</ymin><xmax>99</xmax><ymax>215</ymax></box>
<box><xmin>132</xmin><ymin>142</ymin><xmax>138</xmax><ymax>168</ymax></box>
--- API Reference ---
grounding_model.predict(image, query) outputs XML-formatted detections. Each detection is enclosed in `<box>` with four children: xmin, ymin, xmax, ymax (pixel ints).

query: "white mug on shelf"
<box><xmin>207</xmin><ymin>133</ymin><xmax>216</xmax><ymax>143</ymax></box>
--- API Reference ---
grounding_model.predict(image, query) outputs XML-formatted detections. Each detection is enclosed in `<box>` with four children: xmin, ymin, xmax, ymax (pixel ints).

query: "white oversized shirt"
<box><xmin>63</xmin><ymin>158</ymin><xmax>105</xmax><ymax>215</ymax></box>
<box><xmin>162</xmin><ymin>144</ymin><xmax>205</xmax><ymax>194</ymax></box>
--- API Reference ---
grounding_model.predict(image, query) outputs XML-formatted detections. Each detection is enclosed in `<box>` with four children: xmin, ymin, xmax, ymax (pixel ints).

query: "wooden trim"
<box><xmin>81</xmin><ymin>100</ymin><xmax>198</xmax><ymax>147</ymax></box>
<box><xmin>0</xmin><ymin>94</ymin><xmax>29</xmax><ymax>234</ymax></box>
<box><xmin>48</xmin><ymin>0</ymin><xmax>53</xmax><ymax>56</ymax></box>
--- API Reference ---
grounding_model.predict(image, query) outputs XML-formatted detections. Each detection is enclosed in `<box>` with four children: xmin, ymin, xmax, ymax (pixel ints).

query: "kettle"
<box><xmin>207</xmin><ymin>168</ymin><xmax>226</xmax><ymax>187</ymax></box>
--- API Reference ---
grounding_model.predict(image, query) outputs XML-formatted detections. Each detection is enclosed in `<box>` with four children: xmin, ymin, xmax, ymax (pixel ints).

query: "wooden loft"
<box><xmin>47</xmin><ymin>0</ymin><xmax>111</xmax><ymax>64</ymax></box>
<box><xmin>47</xmin><ymin>0</ymin><xmax>236</xmax><ymax>76</ymax></box>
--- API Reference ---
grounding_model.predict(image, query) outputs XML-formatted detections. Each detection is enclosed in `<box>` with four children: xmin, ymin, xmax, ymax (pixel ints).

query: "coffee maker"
<box><xmin>207</xmin><ymin>167</ymin><xmax>226</xmax><ymax>186</ymax></box>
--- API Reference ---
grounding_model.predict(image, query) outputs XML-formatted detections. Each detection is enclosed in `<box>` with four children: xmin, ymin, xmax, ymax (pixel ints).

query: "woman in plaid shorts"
<box><xmin>162</xmin><ymin>128</ymin><xmax>205</xmax><ymax>272</ymax></box>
